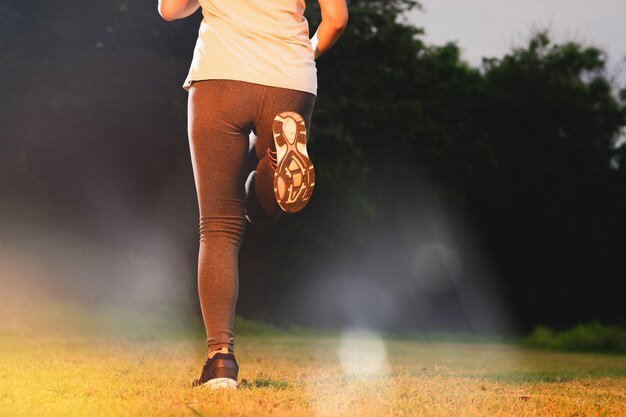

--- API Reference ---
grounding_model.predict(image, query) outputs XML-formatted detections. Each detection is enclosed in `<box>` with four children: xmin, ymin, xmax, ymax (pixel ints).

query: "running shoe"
<box><xmin>272</xmin><ymin>111</ymin><xmax>315</xmax><ymax>213</ymax></box>
<box><xmin>191</xmin><ymin>347</ymin><xmax>239</xmax><ymax>389</ymax></box>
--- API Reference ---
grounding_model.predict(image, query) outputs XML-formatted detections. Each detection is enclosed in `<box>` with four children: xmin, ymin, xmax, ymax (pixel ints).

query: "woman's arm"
<box><xmin>311</xmin><ymin>0</ymin><xmax>348</xmax><ymax>59</ymax></box>
<box><xmin>157</xmin><ymin>0</ymin><xmax>200</xmax><ymax>21</ymax></box>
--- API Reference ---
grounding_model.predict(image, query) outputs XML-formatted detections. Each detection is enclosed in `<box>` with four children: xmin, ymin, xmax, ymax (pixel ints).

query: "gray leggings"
<box><xmin>187</xmin><ymin>79</ymin><xmax>316</xmax><ymax>352</ymax></box>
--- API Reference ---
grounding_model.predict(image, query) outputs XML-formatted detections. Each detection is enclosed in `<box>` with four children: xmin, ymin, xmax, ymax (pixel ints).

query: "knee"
<box><xmin>199</xmin><ymin>215</ymin><xmax>246</xmax><ymax>245</ymax></box>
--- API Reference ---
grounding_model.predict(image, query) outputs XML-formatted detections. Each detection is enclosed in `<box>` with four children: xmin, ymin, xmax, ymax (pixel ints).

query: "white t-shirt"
<box><xmin>182</xmin><ymin>0</ymin><xmax>318</xmax><ymax>96</ymax></box>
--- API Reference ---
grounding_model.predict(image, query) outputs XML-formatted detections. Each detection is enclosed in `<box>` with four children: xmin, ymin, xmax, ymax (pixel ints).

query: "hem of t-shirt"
<box><xmin>182</xmin><ymin>76</ymin><xmax>317</xmax><ymax>97</ymax></box>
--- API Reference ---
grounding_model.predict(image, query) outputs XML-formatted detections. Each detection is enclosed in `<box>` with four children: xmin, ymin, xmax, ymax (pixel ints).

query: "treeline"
<box><xmin>0</xmin><ymin>0</ymin><xmax>624</xmax><ymax>333</ymax></box>
<box><xmin>242</xmin><ymin>0</ymin><xmax>626</xmax><ymax>332</ymax></box>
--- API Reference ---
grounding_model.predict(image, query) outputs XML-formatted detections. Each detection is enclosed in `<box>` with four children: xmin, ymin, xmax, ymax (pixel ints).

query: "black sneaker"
<box><xmin>272</xmin><ymin>111</ymin><xmax>315</xmax><ymax>213</ymax></box>
<box><xmin>191</xmin><ymin>347</ymin><xmax>239</xmax><ymax>389</ymax></box>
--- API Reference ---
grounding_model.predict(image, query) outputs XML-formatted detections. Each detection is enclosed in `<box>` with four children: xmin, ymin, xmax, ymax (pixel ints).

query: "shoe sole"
<box><xmin>272</xmin><ymin>111</ymin><xmax>315</xmax><ymax>213</ymax></box>
<box><xmin>201</xmin><ymin>377</ymin><xmax>238</xmax><ymax>390</ymax></box>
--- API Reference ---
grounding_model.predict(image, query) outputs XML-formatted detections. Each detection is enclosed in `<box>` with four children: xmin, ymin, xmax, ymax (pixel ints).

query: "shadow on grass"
<box><xmin>238</xmin><ymin>377</ymin><xmax>290</xmax><ymax>390</ymax></box>
<box><xmin>476</xmin><ymin>373</ymin><xmax>578</xmax><ymax>383</ymax></box>
<box><xmin>460</xmin><ymin>368</ymin><xmax>626</xmax><ymax>383</ymax></box>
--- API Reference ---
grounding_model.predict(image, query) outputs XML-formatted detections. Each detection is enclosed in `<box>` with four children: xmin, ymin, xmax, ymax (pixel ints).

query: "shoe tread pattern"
<box><xmin>272</xmin><ymin>111</ymin><xmax>315</xmax><ymax>213</ymax></box>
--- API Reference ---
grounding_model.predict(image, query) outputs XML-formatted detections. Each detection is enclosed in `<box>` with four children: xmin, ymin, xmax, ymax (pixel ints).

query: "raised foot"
<box><xmin>271</xmin><ymin>111</ymin><xmax>315</xmax><ymax>213</ymax></box>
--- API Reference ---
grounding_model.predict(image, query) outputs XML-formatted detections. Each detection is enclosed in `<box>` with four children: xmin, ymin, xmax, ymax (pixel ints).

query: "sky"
<box><xmin>407</xmin><ymin>0</ymin><xmax>626</xmax><ymax>85</ymax></box>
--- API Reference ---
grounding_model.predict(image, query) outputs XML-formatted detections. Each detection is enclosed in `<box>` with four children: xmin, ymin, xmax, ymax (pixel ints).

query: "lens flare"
<box><xmin>338</xmin><ymin>328</ymin><xmax>390</xmax><ymax>376</ymax></box>
<box><xmin>306</xmin><ymin>327</ymin><xmax>393</xmax><ymax>417</ymax></box>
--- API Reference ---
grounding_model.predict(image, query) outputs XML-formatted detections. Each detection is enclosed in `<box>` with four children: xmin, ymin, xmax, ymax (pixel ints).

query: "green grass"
<box><xmin>1</xmin><ymin>307</ymin><xmax>625</xmax><ymax>417</ymax></box>
<box><xmin>525</xmin><ymin>323</ymin><xmax>626</xmax><ymax>353</ymax></box>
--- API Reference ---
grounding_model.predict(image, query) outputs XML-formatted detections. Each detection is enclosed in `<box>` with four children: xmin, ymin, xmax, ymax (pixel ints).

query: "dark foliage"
<box><xmin>1</xmin><ymin>0</ymin><xmax>624</xmax><ymax>332</ymax></box>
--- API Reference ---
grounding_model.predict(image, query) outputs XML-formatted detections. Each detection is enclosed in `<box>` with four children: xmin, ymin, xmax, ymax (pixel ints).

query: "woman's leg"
<box><xmin>187</xmin><ymin>80</ymin><xmax>263</xmax><ymax>354</ymax></box>
<box><xmin>245</xmin><ymin>86</ymin><xmax>316</xmax><ymax>224</ymax></box>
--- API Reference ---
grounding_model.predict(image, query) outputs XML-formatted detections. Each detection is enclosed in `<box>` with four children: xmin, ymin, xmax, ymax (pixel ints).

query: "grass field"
<box><xmin>1</xmin><ymin>313</ymin><xmax>625</xmax><ymax>417</ymax></box>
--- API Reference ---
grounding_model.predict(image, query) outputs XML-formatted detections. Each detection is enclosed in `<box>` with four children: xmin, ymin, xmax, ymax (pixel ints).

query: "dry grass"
<box><xmin>1</xmin><ymin>328</ymin><xmax>625</xmax><ymax>417</ymax></box>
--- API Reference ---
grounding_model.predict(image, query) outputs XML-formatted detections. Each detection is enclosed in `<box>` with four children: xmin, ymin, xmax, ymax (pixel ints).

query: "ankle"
<box><xmin>208</xmin><ymin>346</ymin><xmax>234</xmax><ymax>359</ymax></box>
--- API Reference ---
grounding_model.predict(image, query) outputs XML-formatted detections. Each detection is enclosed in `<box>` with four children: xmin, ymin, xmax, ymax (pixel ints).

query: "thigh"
<box><xmin>188</xmin><ymin>80</ymin><xmax>262</xmax><ymax>218</ymax></box>
<box><xmin>253</xmin><ymin>86</ymin><xmax>316</xmax><ymax>160</ymax></box>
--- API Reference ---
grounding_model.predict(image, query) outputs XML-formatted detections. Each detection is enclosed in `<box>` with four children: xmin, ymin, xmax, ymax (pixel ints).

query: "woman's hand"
<box><xmin>157</xmin><ymin>0</ymin><xmax>200</xmax><ymax>21</ymax></box>
<box><xmin>311</xmin><ymin>0</ymin><xmax>348</xmax><ymax>59</ymax></box>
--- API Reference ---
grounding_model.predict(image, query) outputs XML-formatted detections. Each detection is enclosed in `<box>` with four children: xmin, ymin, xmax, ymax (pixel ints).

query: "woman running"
<box><xmin>158</xmin><ymin>0</ymin><xmax>348</xmax><ymax>389</ymax></box>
